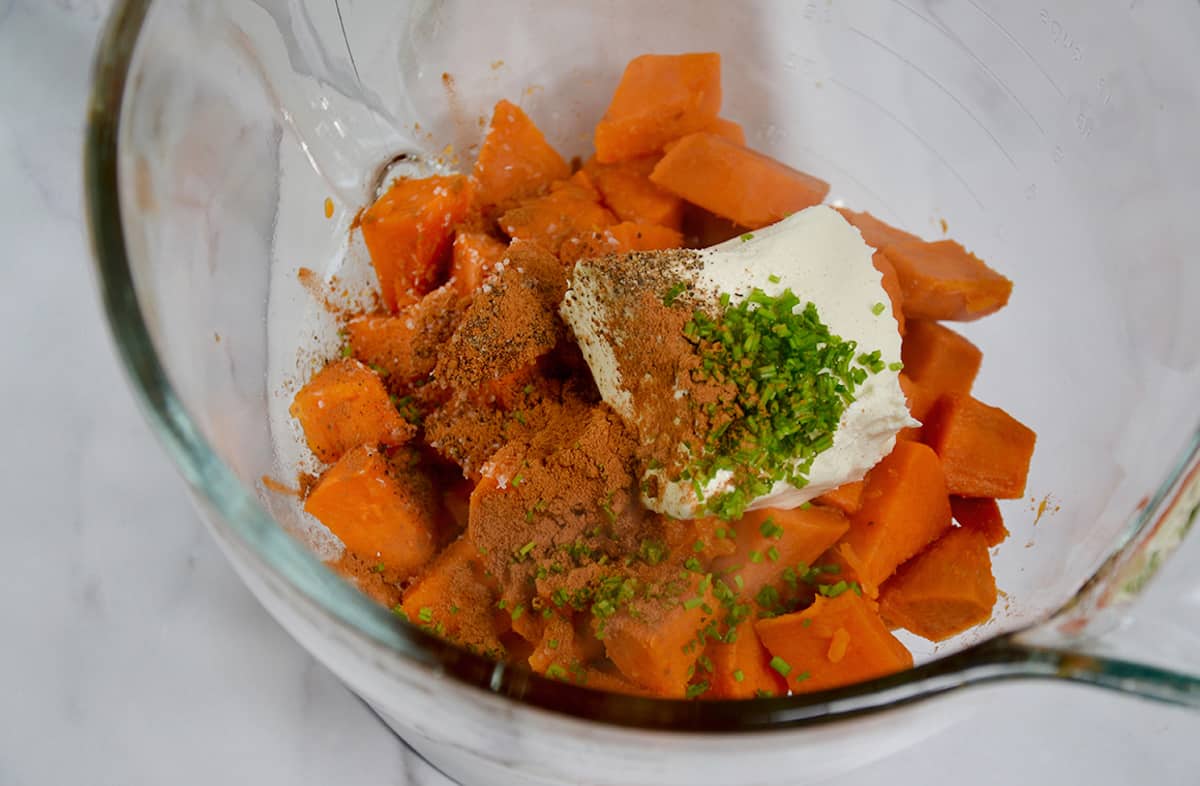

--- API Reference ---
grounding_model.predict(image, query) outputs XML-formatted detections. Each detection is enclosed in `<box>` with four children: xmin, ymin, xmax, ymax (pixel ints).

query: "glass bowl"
<box><xmin>86</xmin><ymin>1</ymin><xmax>1200</xmax><ymax>784</ymax></box>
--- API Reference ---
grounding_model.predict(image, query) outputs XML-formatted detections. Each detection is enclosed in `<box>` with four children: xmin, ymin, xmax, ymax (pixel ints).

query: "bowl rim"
<box><xmin>84</xmin><ymin>0</ymin><xmax>1200</xmax><ymax>732</ymax></box>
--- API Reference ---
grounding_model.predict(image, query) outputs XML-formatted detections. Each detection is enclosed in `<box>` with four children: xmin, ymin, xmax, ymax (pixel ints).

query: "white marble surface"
<box><xmin>2</xmin><ymin>2</ymin><xmax>1200</xmax><ymax>785</ymax></box>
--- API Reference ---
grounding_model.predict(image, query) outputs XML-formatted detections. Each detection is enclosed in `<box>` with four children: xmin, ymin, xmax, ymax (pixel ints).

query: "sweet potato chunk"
<box><xmin>435</xmin><ymin>241</ymin><xmax>565</xmax><ymax>390</ymax></box>
<box><xmin>701</xmin><ymin>116</ymin><xmax>745</xmax><ymax>146</ymax></box>
<box><xmin>583</xmin><ymin>155</ymin><xmax>684</xmax><ymax>230</ymax></box>
<box><xmin>815</xmin><ymin>481</ymin><xmax>865</xmax><ymax>516</ymax></box>
<box><xmin>305</xmin><ymin>445</ymin><xmax>438</xmax><ymax>581</ymax></box>
<box><xmin>594</xmin><ymin>53</ymin><xmax>722</xmax><ymax>162</ymax></box>
<box><xmin>472</xmin><ymin>99</ymin><xmax>570</xmax><ymax>211</ymax></box>
<box><xmin>498</xmin><ymin>173</ymin><xmax>617</xmax><ymax>258</ymax></box>
<box><xmin>706</xmin><ymin>619</ymin><xmax>787</xmax><ymax>699</ymax></box>
<box><xmin>923</xmin><ymin>394</ymin><xmax>1036</xmax><ymax>498</ymax></box>
<box><xmin>883</xmin><ymin>239</ymin><xmax>1012</xmax><ymax>321</ymax></box>
<box><xmin>901</xmin><ymin>320</ymin><xmax>982</xmax><ymax>399</ymax></box>
<box><xmin>560</xmin><ymin>221</ymin><xmax>684</xmax><ymax>265</ymax></box>
<box><xmin>360</xmin><ymin>175</ymin><xmax>472</xmax><ymax>311</ymax></box>
<box><xmin>839</xmin><ymin>441</ymin><xmax>952</xmax><ymax>592</ymax></box>
<box><xmin>712</xmin><ymin>507</ymin><xmax>849</xmax><ymax>601</ymax></box>
<box><xmin>951</xmin><ymin>496</ymin><xmax>1008</xmax><ymax>546</ymax></box>
<box><xmin>879</xmin><ymin>527</ymin><xmax>997</xmax><ymax>641</ymax></box>
<box><xmin>755</xmin><ymin>593</ymin><xmax>913</xmax><ymax>693</ymax></box>
<box><xmin>872</xmin><ymin>251</ymin><xmax>906</xmax><ymax>336</ymax></box>
<box><xmin>603</xmin><ymin>596</ymin><xmax>714</xmax><ymax>697</ymax></box>
<box><xmin>401</xmin><ymin>536</ymin><xmax>506</xmax><ymax>657</ymax></box>
<box><xmin>345</xmin><ymin>285</ymin><xmax>466</xmax><ymax>384</ymax></box>
<box><xmin>651</xmin><ymin>133</ymin><xmax>829</xmax><ymax>229</ymax></box>
<box><xmin>450</xmin><ymin>232</ymin><xmax>507</xmax><ymax>295</ymax></box>
<box><xmin>836</xmin><ymin>208</ymin><xmax>922</xmax><ymax>251</ymax></box>
<box><xmin>683</xmin><ymin>204</ymin><xmax>748</xmax><ymax>248</ymax></box>
<box><xmin>289</xmin><ymin>359</ymin><xmax>414</xmax><ymax>463</ymax></box>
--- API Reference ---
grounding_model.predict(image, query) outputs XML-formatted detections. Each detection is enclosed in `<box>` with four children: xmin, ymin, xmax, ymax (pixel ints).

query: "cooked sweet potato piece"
<box><xmin>401</xmin><ymin>536</ymin><xmax>507</xmax><ymax>657</ymax></box>
<box><xmin>896</xmin><ymin>373</ymin><xmax>938</xmax><ymax>442</ymax></box>
<box><xmin>472</xmin><ymin>99</ymin><xmax>570</xmax><ymax>211</ymax></box>
<box><xmin>449</xmin><ymin>232</ymin><xmax>508</xmax><ymax>295</ymax></box>
<box><xmin>650</xmin><ymin>133</ymin><xmax>829</xmax><ymax>228</ymax></box>
<box><xmin>700</xmin><ymin>116</ymin><xmax>745</xmax><ymax>146</ymax></box>
<box><xmin>345</xmin><ymin>285</ymin><xmax>466</xmax><ymax>384</ymax></box>
<box><xmin>951</xmin><ymin>496</ymin><xmax>1008</xmax><ymax>547</ymax></box>
<box><xmin>879</xmin><ymin>527</ymin><xmax>997</xmax><ymax>641</ymax></box>
<box><xmin>594</xmin><ymin>53</ymin><xmax>722</xmax><ymax>162</ymax></box>
<box><xmin>559</xmin><ymin>221</ymin><xmax>684</xmax><ymax>265</ymax></box>
<box><xmin>901</xmin><ymin>320</ymin><xmax>982</xmax><ymax>398</ymax></box>
<box><xmin>603</xmin><ymin>595</ymin><xmax>714</xmax><ymax>697</ymax></box>
<box><xmin>883</xmin><ymin>239</ymin><xmax>1012</xmax><ymax>321</ymax></box>
<box><xmin>872</xmin><ymin>251</ymin><xmax>906</xmax><ymax>335</ymax></box>
<box><xmin>815</xmin><ymin>481</ymin><xmax>865</xmax><ymax>516</ymax></box>
<box><xmin>360</xmin><ymin>175</ymin><xmax>472</xmax><ymax>311</ymax></box>
<box><xmin>706</xmin><ymin>618</ymin><xmax>787</xmax><ymax>699</ymax></box>
<box><xmin>305</xmin><ymin>445</ymin><xmax>438</xmax><ymax>582</ymax></box>
<box><xmin>836</xmin><ymin>208</ymin><xmax>922</xmax><ymax>251</ymax></box>
<box><xmin>923</xmin><ymin>394</ymin><xmax>1036</xmax><ymax>498</ymax></box>
<box><xmin>755</xmin><ymin>592</ymin><xmax>912</xmax><ymax>693</ymax></box>
<box><xmin>839</xmin><ymin>441</ymin><xmax>952</xmax><ymax>593</ymax></box>
<box><xmin>289</xmin><ymin>359</ymin><xmax>414</xmax><ymax>463</ymax></box>
<box><xmin>583</xmin><ymin>155</ymin><xmax>684</xmax><ymax>230</ymax></box>
<box><xmin>712</xmin><ymin>507</ymin><xmax>849</xmax><ymax>601</ymax></box>
<box><xmin>498</xmin><ymin>174</ymin><xmax>617</xmax><ymax>258</ymax></box>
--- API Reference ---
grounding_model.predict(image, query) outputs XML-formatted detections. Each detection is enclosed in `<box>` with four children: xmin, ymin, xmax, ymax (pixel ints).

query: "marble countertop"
<box><xmin>3</xmin><ymin>2</ymin><xmax>1199</xmax><ymax>784</ymax></box>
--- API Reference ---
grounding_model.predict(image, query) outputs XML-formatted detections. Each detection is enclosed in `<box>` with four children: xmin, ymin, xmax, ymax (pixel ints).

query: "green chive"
<box><xmin>740</xmin><ymin>232</ymin><xmax>755</xmax><ymax>242</ymax></box>
<box><xmin>769</xmin><ymin>656</ymin><xmax>792</xmax><ymax>677</ymax></box>
<box><xmin>732</xmin><ymin>669</ymin><xmax>745</xmax><ymax>683</ymax></box>
<box><xmin>871</xmin><ymin>302</ymin><xmax>886</xmax><ymax>316</ymax></box>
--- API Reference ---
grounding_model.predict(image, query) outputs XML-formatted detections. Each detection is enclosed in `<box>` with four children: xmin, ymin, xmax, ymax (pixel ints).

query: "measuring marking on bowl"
<box><xmin>887</xmin><ymin>0</ymin><xmax>1047</xmax><ymax>136</ymax></box>
<box><xmin>965</xmin><ymin>0</ymin><xmax>1066</xmax><ymax>98</ymax></box>
<box><xmin>830</xmin><ymin>77</ymin><xmax>985</xmax><ymax>210</ymax></box>
<box><xmin>847</xmin><ymin>25</ymin><xmax>1017</xmax><ymax>168</ymax></box>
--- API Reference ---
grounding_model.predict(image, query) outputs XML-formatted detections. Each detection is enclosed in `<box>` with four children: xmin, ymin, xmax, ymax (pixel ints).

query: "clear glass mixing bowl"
<box><xmin>86</xmin><ymin>1</ymin><xmax>1200</xmax><ymax>784</ymax></box>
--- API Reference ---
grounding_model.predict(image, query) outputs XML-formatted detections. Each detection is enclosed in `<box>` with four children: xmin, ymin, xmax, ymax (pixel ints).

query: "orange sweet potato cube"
<box><xmin>836</xmin><ymin>208</ymin><xmax>922</xmax><ymax>251</ymax></box>
<box><xmin>472</xmin><ymin>99</ymin><xmax>570</xmax><ymax>211</ymax></box>
<box><xmin>583</xmin><ymin>155</ymin><xmax>684</xmax><ymax>230</ymax></box>
<box><xmin>879</xmin><ymin>527</ymin><xmax>997</xmax><ymax>641</ymax></box>
<box><xmin>594</xmin><ymin>53</ymin><xmax>722</xmax><ymax>162</ymax></box>
<box><xmin>359</xmin><ymin>175</ymin><xmax>472</xmax><ymax>311</ymax></box>
<box><xmin>923</xmin><ymin>394</ymin><xmax>1036</xmax><ymax>499</ymax></box>
<box><xmin>872</xmin><ymin>251</ymin><xmax>906</xmax><ymax>336</ymax></box>
<box><xmin>815</xmin><ymin>481</ymin><xmax>866</xmax><ymax>516</ymax></box>
<box><xmin>305</xmin><ymin>445</ymin><xmax>438</xmax><ymax>581</ymax></box>
<box><xmin>450</xmin><ymin>231</ymin><xmax>508</xmax><ymax>295</ymax></box>
<box><xmin>651</xmin><ymin>133</ymin><xmax>829</xmax><ymax>229</ymax></box>
<box><xmin>951</xmin><ymin>496</ymin><xmax>1008</xmax><ymax>547</ymax></box>
<box><xmin>712</xmin><ymin>506</ymin><xmax>850</xmax><ymax>601</ymax></box>
<box><xmin>559</xmin><ymin>221</ymin><xmax>684</xmax><ymax>265</ymax></box>
<box><xmin>883</xmin><ymin>239</ymin><xmax>1012</xmax><ymax>322</ymax></box>
<box><xmin>839</xmin><ymin>441</ymin><xmax>953</xmax><ymax>593</ymax></box>
<box><xmin>602</xmin><ymin>594</ymin><xmax>714</xmax><ymax>697</ymax></box>
<box><xmin>401</xmin><ymin>536</ymin><xmax>506</xmax><ymax>657</ymax></box>
<box><xmin>498</xmin><ymin>174</ymin><xmax>617</xmax><ymax>258</ymax></box>
<box><xmin>755</xmin><ymin>593</ymin><xmax>913</xmax><ymax>693</ymax></box>
<box><xmin>345</xmin><ymin>285</ymin><xmax>465</xmax><ymax>384</ymax></box>
<box><xmin>901</xmin><ymin>320</ymin><xmax>982</xmax><ymax>397</ymax></box>
<box><xmin>289</xmin><ymin>359</ymin><xmax>414</xmax><ymax>463</ymax></box>
<box><xmin>706</xmin><ymin>619</ymin><xmax>787</xmax><ymax>699</ymax></box>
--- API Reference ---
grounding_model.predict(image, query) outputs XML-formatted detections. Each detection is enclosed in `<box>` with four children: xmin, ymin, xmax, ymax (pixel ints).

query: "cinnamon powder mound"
<box><xmin>466</xmin><ymin>403</ymin><xmax>703</xmax><ymax>640</ymax></box>
<box><xmin>435</xmin><ymin>240</ymin><xmax>566</xmax><ymax>391</ymax></box>
<box><xmin>346</xmin><ymin>283</ymin><xmax>468</xmax><ymax>386</ymax></box>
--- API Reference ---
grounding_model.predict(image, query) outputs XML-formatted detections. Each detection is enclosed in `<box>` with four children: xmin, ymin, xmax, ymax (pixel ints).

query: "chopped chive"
<box><xmin>686</xmin><ymin>681</ymin><xmax>711</xmax><ymax>699</ymax></box>
<box><xmin>732</xmin><ymin>669</ymin><xmax>745</xmax><ymax>683</ymax></box>
<box><xmin>662</xmin><ymin>281</ymin><xmax>687</xmax><ymax>306</ymax></box>
<box><xmin>767</xmin><ymin>273</ymin><xmax>781</xmax><ymax>283</ymax></box>
<box><xmin>548</xmin><ymin>638</ymin><xmax>560</xmax><ymax>650</ymax></box>
<box><xmin>888</xmin><ymin>361</ymin><xmax>904</xmax><ymax>371</ymax></box>
<box><xmin>766</xmin><ymin>545</ymin><xmax>780</xmax><ymax>562</ymax></box>
<box><xmin>769</xmin><ymin>656</ymin><xmax>792</xmax><ymax>677</ymax></box>
<box><xmin>871</xmin><ymin>301</ymin><xmax>886</xmax><ymax>316</ymax></box>
<box><xmin>683</xmin><ymin>597</ymin><xmax>705</xmax><ymax>610</ymax></box>
<box><xmin>417</xmin><ymin>607</ymin><xmax>433</xmax><ymax>623</ymax></box>
<box><xmin>740</xmin><ymin>232</ymin><xmax>755</xmax><ymax>242</ymax></box>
